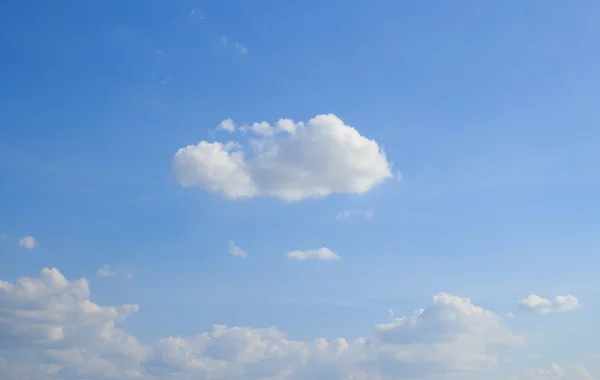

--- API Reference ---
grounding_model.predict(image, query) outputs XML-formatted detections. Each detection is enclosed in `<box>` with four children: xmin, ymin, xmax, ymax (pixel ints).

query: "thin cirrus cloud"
<box><xmin>227</xmin><ymin>241</ymin><xmax>248</xmax><ymax>258</ymax></box>
<box><xmin>517</xmin><ymin>294</ymin><xmax>581</xmax><ymax>315</ymax></box>
<box><xmin>19</xmin><ymin>235</ymin><xmax>38</xmax><ymax>249</ymax></box>
<box><xmin>286</xmin><ymin>247</ymin><xmax>340</xmax><ymax>261</ymax></box>
<box><xmin>0</xmin><ymin>268</ymin><xmax>544</xmax><ymax>380</ymax></box>
<box><xmin>172</xmin><ymin>114</ymin><xmax>393</xmax><ymax>201</ymax></box>
<box><xmin>336</xmin><ymin>208</ymin><xmax>375</xmax><ymax>220</ymax></box>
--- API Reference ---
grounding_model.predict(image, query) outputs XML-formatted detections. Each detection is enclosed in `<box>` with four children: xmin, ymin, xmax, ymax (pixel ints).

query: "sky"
<box><xmin>1</xmin><ymin>1</ymin><xmax>600</xmax><ymax>379</ymax></box>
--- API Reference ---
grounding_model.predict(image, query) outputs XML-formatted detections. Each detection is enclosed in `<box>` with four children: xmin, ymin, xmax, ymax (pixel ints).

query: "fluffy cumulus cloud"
<box><xmin>172</xmin><ymin>114</ymin><xmax>393</xmax><ymax>201</ymax></box>
<box><xmin>516</xmin><ymin>364</ymin><xmax>593</xmax><ymax>380</ymax></box>
<box><xmin>0</xmin><ymin>268</ymin><xmax>147</xmax><ymax>380</ymax></box>
<box><xmin>0</xmin><ymin>269</ymin><xmax>531</xmax><ymax>380</ymax></box>
<box><xmin>218</xmin><ymin>118</ymin><xmax>236</xmax><ymax>133</ymax></box>
<box><xmin>19</xmin><ymin>235</ymin><xmax>38</xmax><ymax>249</ymax></box>
<box><xmin>285</xmin><ymin>247</ymin><xmax>340</xmax><ymax>261</ymax></box>
<box><xmin>518</xmin><ymin>295</ymin><xmax>580</xmax><ymax>315</ymax></box>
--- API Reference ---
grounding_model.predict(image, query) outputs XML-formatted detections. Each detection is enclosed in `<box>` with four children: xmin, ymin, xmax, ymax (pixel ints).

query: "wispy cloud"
<box><xmin>189</xmin><ymin>7</ymin><xmax>204</xmax><ymax>19</ymax></box>
<box><xmin>234</xmin><ymin>42</ymin><xmax>248</xmax><ymax>55</ymax></box>
<box><xmin>336</xmin><ymin>208</ymin><xmax>374</xmax><ymax>220</ymax></box>
<box><xmin>228</xmin><ymin>241</ymin><xmax>248</xmax><ymax>258</ymax></box>
<box><xmin>97</xmin><ymin>265</ymin><xmax>133</xmax><ymax>280</ymax></box>
<box><xmin>220</xmin><ymin>36</ymin><xmax>248</xmax><ymax>55</ymax></box>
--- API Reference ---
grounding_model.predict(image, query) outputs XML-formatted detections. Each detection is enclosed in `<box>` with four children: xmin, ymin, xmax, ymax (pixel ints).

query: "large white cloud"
<box><xmin>0</xmin><ymin>269</ymin><xmax>527</xmax><ymax>380</ymax></box>
<box><xmin>518</xmin><ymin>295</ymin><xmax>580</xmax><ymax>315</ymax></box>
<box><xmin>0</xmin><ymin>268</ymin><xmax>148</xmax><ymax>380</ymax></box>
<box><xmin>172</xmin><ymin>114</ymin><xmax>393</xmax><ymax>201</ymax></box>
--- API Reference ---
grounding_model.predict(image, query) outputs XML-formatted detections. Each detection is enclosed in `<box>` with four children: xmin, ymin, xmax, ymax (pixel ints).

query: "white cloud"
<box><xmin>218</xmin><ymin>118</ymin><xmax>237</xmax><ymax>133</ymax></box>
<box><xmin>219</xmin><ymin>37</ymin><xmax>248</xmax><ymax>55</ymax></box>
<box><xmin>518</xmin><ymin>295</ymin><xmax>580</xmax><ymax>315</ymax></box>
<box><xmin>173</xmin><ymin>114</ymin><xmax>393</xmax><ymax>201</ymax></box>
<box><xmin>146</xmin><ymin>292</ymin><xmax>520</xmax><ymax>380</ymax></box>
<box><xmin>0</xmin><ymin>268</ymin><xmax>526</xmax><ymax>380</ymax></box>
<box><xmin>504</xmin><ymin>312</ymin><xmax>515</xmax><ymax>319</ymax></box>
<box><xmin>286</xmin><ymin>247</ymin><xmax>340</xmax><ymax>261</ymax></box>
<box><xmin>234</xmin><ymin>42</ymin><xmax>248</xmax><ymax>55</ymax></box>
<box><xmin>19</xmin><ymin>235</ymin><xmax>38</xmax><ymax>249</ymax></box>
<box><xmin>336</xmin><ymin>208</ymin><xmax>375</xmax><ymax>220</ymax></box>
<box><xmin>97</xmin><ymin>265</ymin><xmax>133</xmax><ymax>280</ymax></box>
<box><xmin>0</xmin><ymin>268</ymin><xmax>147</xmax><ymax>379</ymax></box>
<box><xmin>516</xmin><ymin>364</ymin><xmax>593</xmax><ymax>380</ymax></box>
<box><xmin>227</xmin><ymin>241</ymin><xmax>248</xmax><ymax>258</ymax></box>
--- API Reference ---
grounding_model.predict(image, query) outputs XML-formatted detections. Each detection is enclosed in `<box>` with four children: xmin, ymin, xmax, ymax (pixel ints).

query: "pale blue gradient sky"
<box><xmin>1</xmin><ymin>1</ymin><xmax>599</xmax><ymax>379</ymax></box>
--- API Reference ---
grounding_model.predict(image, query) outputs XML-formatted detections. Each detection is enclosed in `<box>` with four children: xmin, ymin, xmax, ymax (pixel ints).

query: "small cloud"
<box><xmin>19</xmin><ymin>236</ymin><xmax>38</xmax><ymax>250</ymax></box>
<box><xmin>286</xmin><ymin>247</ymin><xmax>340</xmax><ymax>261</ymax></box>
<box><xmin>591</xmin><ymin>352</ymin><xmax>600</xmax><ymax>360</ymax></box>
<box><xmin>155</xmin><ymin>50</ymin><xmax>164</xmax><ymax>56</ymax></box>
<box><xmin>217</xmin><ymin>119</ymin><xmax>237</xmax><ymax>133</ymax></box>
<box><xmin>189</xmin><ymin>7</ymin><xmax>204</xmax><ymax>19</ymax></box>
<box><xmin>519</xmin><ymin>364</ymin><xmax>593</xmax><ymax>380</ymax></box>
<box><xmin>528</xmin><ymin>353</ymin><xmax>541</xmax><ymax>359</ymax></box>
<box><xmin>504</xmin><ymin>312</ymin><xmax>515</xmax><ymax>319</ymax></box>
<box><xmin>219</xmin><ymin>37</ymin><xmax>248</xmax><ymax>55</ymax></box>
<box><xmin>228</xmin><ymin>241</ymin><xmax>248</xmax><ymax>258</ymax></box>
<box><xmin>235</xmin><ymin>42</ymin><xmax>248</xmax><ymax>55</ymax></box>
<box><xmin>518</xmin><ymin>294</ymin><xmax>580</xmax><ymax>315</ymax></box>
<box><xmin>0</xmin><ymin>234</ymin><xmax>7</xmax><ymax>240</ymax></box>
<box><xmin>97</xmin><ymin>265</ymin><xmax>117</xmax><ymax>277</ymax></box>
<box><xmin>160</xmin><ymin>76</ymin><xmax>170</xmax><ymax>85</ymax></box>
<box><xmin>97</xmin><ymin>265</ymin><xmax>133</xmax><ymax>280</ymax></box>
<box><xmin>336</xmin><ymin>208</ymin><xmax>374</xmax><ymax>220</ymax></box>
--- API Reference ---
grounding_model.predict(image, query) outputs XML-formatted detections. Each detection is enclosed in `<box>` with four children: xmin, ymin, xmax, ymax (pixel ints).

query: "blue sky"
<box><xmin>1</xmin><ymin>1</ymin><xmax>600</xmax><ymax>379</ymax></box>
